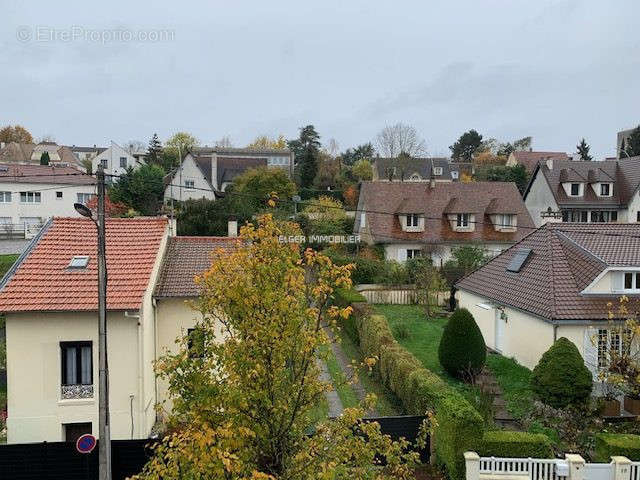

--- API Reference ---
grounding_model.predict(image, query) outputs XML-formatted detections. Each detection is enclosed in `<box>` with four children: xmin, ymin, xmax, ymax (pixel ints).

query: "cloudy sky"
<box><xmin>2</xmin><ymin>0</ymin><xmax>639</xmax><ymax>158</ymax></box>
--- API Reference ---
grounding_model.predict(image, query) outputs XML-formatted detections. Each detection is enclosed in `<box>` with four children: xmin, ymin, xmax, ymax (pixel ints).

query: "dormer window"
<box><xmin>624</xmin><ymin>272</ymin><xmax>640</xmax><ymax>291</ymax></box>
<box><xmin>456</xmin><ymin>213</ymin><xmax>470</xmax><ymax>228</ymax></box>
<box><xmin>570</xmin><ymin>183</ymin><xmax>580</xmax><ymax>196</ymax></box>
<box><xmin>406</xmin><ymin>214</ymin><xmax>419</xmax><ymax>227</ymax></box>
<box><xmin>600</xmin><ymin>183</ymin><xmax>612</xmax><ymax>196</ymax></box>
<box><xmin>433</xmin><ymin>167</ymin><xmax>443</xmax><ymax>176</ymax></box>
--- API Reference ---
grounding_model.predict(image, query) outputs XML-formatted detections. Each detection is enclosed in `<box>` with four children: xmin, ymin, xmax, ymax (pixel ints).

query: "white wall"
<box><xmin>524</xmin><ymin>172</ymin><xmax>560</xmax><ymax>227</ymax></box>
<box><xmin>0</xmin><ymin>182</ymin><xmax>97</xmax><ymax>224</ymax></box>
<box><xmin>164</xmin><ymin>154</ymin><xmax>215</xmax><ymax>202</ymax></box>
<box><xmin>384</xmin><ymin>243</ymin><xmax>509</xmax><ymax>266</ymax></box>
<box><xmin>93</xmin><ymin>143</ymin><xmax>139</xmax><ymax>179</ymax></box>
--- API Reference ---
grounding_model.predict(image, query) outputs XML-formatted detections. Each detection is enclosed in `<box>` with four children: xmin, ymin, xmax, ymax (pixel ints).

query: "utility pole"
<box><xmin>97</xmin><ymin>164</ymin><xmax>112</xmax><ymax>480</ymax></box>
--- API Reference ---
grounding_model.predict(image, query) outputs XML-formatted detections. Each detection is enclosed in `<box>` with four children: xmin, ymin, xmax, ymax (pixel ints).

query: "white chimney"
<box><xmin>211</xmin><ymin>153</ymin><xmax>218</xmax><ymax>191</ymax></box>
<box><xmin>546</xmin><ymin>157</ymin><xmax>553</xmax><ymax>170</ymax></box>
<box><xmin>228</xmin><ymin>219</ymin><xmax>238</xmax><ymax>237</ymax></box>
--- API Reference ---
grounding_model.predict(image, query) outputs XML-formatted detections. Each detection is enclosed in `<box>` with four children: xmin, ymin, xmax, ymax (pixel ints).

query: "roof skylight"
<box><xmin>506</xmin><ymin>248</ymin><xmax>532</xmax><ymax>273</ymax></box>
<box><xmin>68</xmin><ymin>256</ymin><xmax>89</xmax><ymax>269</ymax></box>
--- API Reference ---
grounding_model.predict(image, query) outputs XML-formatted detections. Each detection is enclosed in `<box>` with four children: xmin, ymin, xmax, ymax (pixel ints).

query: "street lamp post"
<box><xmin>74</xmin><ymin>164</ymin><xmax>111</xmax><ymax>480</ymax></box>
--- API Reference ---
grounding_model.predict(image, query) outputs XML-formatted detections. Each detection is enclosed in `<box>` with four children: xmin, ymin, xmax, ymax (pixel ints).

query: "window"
<box><xmin>623</xmin><ymin>272</ymin><xmax>640</xmax><ymax>291</ymax></box>
<box><xmin>119</xmin><ymin>157</ymin><xmax>127</xmax><ymax>168</ymax></box>
<box><xmin>597</xmin><ymin>329</ymin><xmax>627</xmax><ymax>370</ymax></box>
<box><xmin>597</xmin><ymin>329</ymin><xmax>608</xmax><ymax>369</ymax></box>
<box><xmin>451</xmin><ymin>171</ymin><xmax>459</xmax><ymax>180</ymax></box>
<box><xmin>406</xmin><ymin>249</ymin><xmax>422</xmax><ymax>259</ymax></box>
<box><xmin>77</xmin><ymin>193</ymin><xmax>94</xmax><ymax>205</ymax></box>
<box><xmin>570</xmin><ymin>183</ymin><xmax>580</xmax><ymax>196</ymax></box>
<box><xmin>100</xmin><ymin>159</ymin><xmax>108</xmax><ymax>169</ymax></box>
<box><xmin>590</xmin><ymin>211</ymin><xmax>617</xmax><ymax>223</ymax></box>
<box><xmin>409</xmin><ymin>174</ymin><xmax>421</xmax><ymax>181</ymax></box>
<box><xmin>68</xmin><ymin>256</ymin><xmax>89</xmax><ymax>269</ymax></box>
<box><xmin>56</xmin><ymin>191</ymin><xmax>63</xmax><ymax>199</ymax></box>
<box><xmin>433</xmin><ymin>167</ymin><xmax>443</xmax><ymax>176</ymax></box>
<box><xmin>0</xmin><ymin>191</ymin><xmax>11</xmax><ymax>203</ymax></box>
<box><xmin>562</xmin><ymin>210</ymin><xmax>588</xmax><ymax>222</ymax></box>
<box><xmin>637</xmin><ymin>211</ymin><xmax>640</xmax><ymax>223</ymax></box>
<box><xmin>600</xmin><ymin>184</ymin><xmax>611</xmax><ymax>196</ymax></box>
<box><xmin>456</xmin><ymin>213</ymin><xmax>470</xmax><ymax>228</ymax></box>
<box><xmin>497</xmin><ymin>214</ymin><xmax>514</xmax><ymax>228</ymax></box>
<box><xmin>406</xmin><ymin>214</ymin><xmax>419</xmax><ymax>227</ymax></box>
<box><xmin>64</xmin><ymin>422</ymin><xmax>92</xmax><ymax>443</ymax></box>
<box><xmin>61</xmin><ymin>342</ymin><xmax>92</xmax><ymax>386</ymax></box>
<box><xmin>187</xmin><ymin>328</ymin><xmax>205</xmax><ymax>358</ymax></box>
<box><xmin>20</xmin><ymin>191</ymin><xmax>41</xmax><ymax>203</ymax></box>
<box><xmin>185</xmin><ymin>180</ymin><xmax>195</xmax><ymax>190</ymax></box>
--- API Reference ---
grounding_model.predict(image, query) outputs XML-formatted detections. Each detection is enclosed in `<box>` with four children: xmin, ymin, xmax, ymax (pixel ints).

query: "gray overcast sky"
<box><xmin>2</xmin><ymin>0</ymin><xmax>639</xmax><ymax>159</ymax></box>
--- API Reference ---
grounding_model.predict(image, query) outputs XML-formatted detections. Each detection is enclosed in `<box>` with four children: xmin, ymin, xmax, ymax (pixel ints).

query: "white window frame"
<box><xmin>456</xmin><ymin>213</ymin><xmax>470</xmax><ymax>227</ymax></box>
<box><xmin>597</xmin><ymin>329</ymin><xmax>626</xmax><ymax>370</ymax></box>
<box><xmin>498</xmin><ymin>214</ymin><xmax>514</xmax><ymax>227</ymax></box>
<box><xmin>20</xmin><ymin>191</ymin><xmax>41</xmax><ymax>203</ymax></box>
<box><xmin>119</xmin><ymin>157</ymin><xmax>128</xmax><ymax>168</ymax></box>
<box><xmin>185</xmin><ymin>180</ymin><xmax>195</xmax><ymax>190</ymax></box>
<box><xmin>0</xmin><ymin>191</ymin><xmax>11</xmax><ymax>203</ymax></box>
<box><xmin>623</xmin><ymin>272</ymin><xmax>640</xmax><ymax>292</ymax></box>
<box><xmin>570</xmin><ymin>183</ymin><xmax>581</xmax><ymax>196</ymax></box>
<box><xmin>600</xmin><ymin>183</ymin><xmax>611</xmax><ymax>196</ymax></box>
<box><xmin>433</xmin><ymin>167</ymin><xmax>443</xmax><ymax>176</ymax></box>
<box><xmin>406</xmin><ymin>214</ymin><xmax>419</xmax><ymax>227</ymax></box>
<box><xmin>406</xmin><ymin>249</ymin><xmax>422</xmax><ymax>259</ymax></box>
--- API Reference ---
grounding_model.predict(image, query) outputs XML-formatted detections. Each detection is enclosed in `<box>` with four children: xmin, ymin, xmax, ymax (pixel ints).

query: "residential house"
<box><xmin>0</xmin><ymin>142</ymin><xmax>83</xmax><ymax>170</ymax></box>
<box><xmin>0</xmin><ymin>216</ymin><xmax>239</xmax><ymax>443</ymax></box>
<box><xmin>164</xmin><ymin>147</ymin><xmax>294</xmax><ymax>202</ymax></box>
<box><xmin>0</xmin><ymin>163</ymin><xmax>96</xmax><ymax>229</ymax></box>
<box><xmin>506</xmin><ymin>151</ymin><xmax>569</xmax><ymax>176</ymax></box>
<box><xmin>523</xmin><ymin>157</ymin><xmax>640</xmax><ymax>227</ymax></box>
<box><xmin>372</xmin><ymin>157</ymin><xmax>469</xmax><ymax>182</ymax></box>
<box><xmin>69</xmin><ymin>145</ymin><xmax>107</xmax><ymax>166</ymax></box>
<box><xmin>456</xmin><ymin>223</ymin><xmax>640</xmax><ymax>380</ymax></box>
<box><xmin>92</xmin><ymin>142</ymin><xmax>142</xmax><ymax>182</ymax></box>
<box><xmin>354</xmin><ymin>181</ymin><xmax>534</xmax><ymax>265</ymax></box>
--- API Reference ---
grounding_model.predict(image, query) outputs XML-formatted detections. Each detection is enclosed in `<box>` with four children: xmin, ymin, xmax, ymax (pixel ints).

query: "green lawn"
<box><xmin>0</xmin><ymin>254</ymin><xmax>18</xmax><ymax>279</ymax></box>
<box><xmin>486</xmin><ymin>353</ymin><xmax>534</xmax><ymax>420</ymax></box>
<box><xmin>324</xmin><ymin>347</ymin><xmax>359</xmax><ymax>409</ymax></box>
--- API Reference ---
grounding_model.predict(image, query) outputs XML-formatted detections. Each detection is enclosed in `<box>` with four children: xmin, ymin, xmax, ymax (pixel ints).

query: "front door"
<box><xmin>494</xmin><ymin>308</ymin><xmax>505</xmax><ymax>352</ymax></box>
<box><xmin>64</xmin><ymin>422</ymin><xmax>92</xmax><ymax>443</ymax></box>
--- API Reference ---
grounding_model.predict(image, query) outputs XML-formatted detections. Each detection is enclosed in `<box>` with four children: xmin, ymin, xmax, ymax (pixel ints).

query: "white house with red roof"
<box><xmin>0</xmin><ymin>163</ymin><xmax>96</xmax><ymax>231</ymax></box>
<box><xmin>0</xmin><ymin>216</ymin><xmax>239</xmax><ymax>444</ymax></box>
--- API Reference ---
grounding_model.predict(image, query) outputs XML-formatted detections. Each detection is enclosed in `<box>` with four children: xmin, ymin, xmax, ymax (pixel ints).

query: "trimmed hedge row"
<box><xmin>594</xmin><ymin>434</ymin><xmax>640</xmax><ymax>462</ymax></box>
<box><xmin>477</xmin><ymin>431</ymin><xmax>553</xmax><ymax>458</ymax></box>
<box><xmin>332</xmin><ymin>287</ymin><xmax>366</xmax><ymax>307</ymax></box>
<box><xmin>352</xmin><ymin>308</ymin><xmax>484</xmax><ymax>480</ymax></box>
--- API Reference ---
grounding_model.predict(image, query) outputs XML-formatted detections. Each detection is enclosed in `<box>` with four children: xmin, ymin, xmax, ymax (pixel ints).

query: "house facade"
<box><xmin>506</xmin><ymin>150</ymin><xmax>569</xmax><ymax>176</ymax></box>
<box><xmin>0</xmin><ymin>142</ymin><xmax>84</xmax><ymax>170</ymax></box>
<box><xmin>456</xmin><ymin>223</ymin><xmax>640</xmax><ymax>379</ymax></box>
<box><xmin>164</xmin><ymin>147</ymin><xmax>294</xmax><ymax>202</ymax></box>
<box><xmin>523</xmin><ymin>157</ymin><xmax>640</xmax><ymax>227</ymax></box>
<box><xmin>0</xmin><ymin>163</ymin><xmax>96</xmax><ymax>228</ymax></box>
<box><xmin>354</xmin><ymin>181</ymin><xmax>534</xmax><ymax>265</ymax></box>
<box><xmin>372</xmin><ymin>157</ymin><xmax>467</xmax><ymax>182</ymax></box>
<box><xmin>0</xmin><ymin>216</ymin><xmax>238</xmax><ymax>443</ymax></box>
<box><xmin>92</xmin><ymin>142</ymin><xmax>141</xmax><ymax>181</ymax></box>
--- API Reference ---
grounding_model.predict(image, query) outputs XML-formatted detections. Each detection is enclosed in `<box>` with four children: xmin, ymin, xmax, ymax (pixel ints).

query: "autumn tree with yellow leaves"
<box><xmin>134</xmin><ymin>215</ymin><xmax>421</xmax><ymax>480</ymax></box>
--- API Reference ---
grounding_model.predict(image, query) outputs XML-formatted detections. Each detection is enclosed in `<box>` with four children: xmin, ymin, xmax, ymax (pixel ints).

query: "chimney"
<box><xmin>429</xmin><ymin>175</ymin><xmax>436</xmax><ymax>189</ymax></box>
<box><xmin>228</xmin><ymin>218</ymin><xmax>238</xmax><ymax>237</ymax></box>
<box><xmin>546</xmin><ymin>157</ymin><xmax>553</xmax><ymax>170</ymax></box>
<box><xmin>211</xmin><ymin>153</ymin><xmax>218</xmax><ymax>191</ymax></box>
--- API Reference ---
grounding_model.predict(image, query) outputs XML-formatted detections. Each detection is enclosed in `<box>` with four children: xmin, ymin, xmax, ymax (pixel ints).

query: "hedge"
<box><xmin>594</xmin><ymin>434</ymin><xmax>640</xmax><ymax>462</ymax></box>
<box><xmin>332</xmin><ymin>287</ymin><xmax>366</xmax><ymax>307</ymax></box>
<box><xmin>477</xmin><ymin>431</ymin><xmax>553</xmax><ymax>458</ymax></box>
<box><xmin>352</xmin><ymin>306</ymin><xmax>484</xmax><ymax>479</ymax></box>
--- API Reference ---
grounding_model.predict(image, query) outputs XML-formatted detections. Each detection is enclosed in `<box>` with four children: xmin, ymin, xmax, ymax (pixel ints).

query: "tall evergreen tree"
<box><xmin>449</xmin><ymin>129</ymin><xmax>483</xmax><ymax>162</ymax></box>
<box><xmin>288</xmin><ymin>125</ymin><xmax>321</xmax><ymax>188</ymax></box>
<box><xmin>627</xmin><ymin>126</ymin><xmax>640</xmax><ymax>158</ymax></box>
<box><xmin>146</xmin><ymin>133</ymin><xmax>163</xmax><ymax>166</ymax></box>
<box><xmin>40</xmin><ymin>151</ymin><xmax>50</xmax><ymax>165</ymax></box>
<box><xmin>576</xmin><ymin>138</ymin><xmax>592</xmax><ymax>161</ymax></box>
<box><xmin>619</xmin><ymin>138</ymin><xmax>628</xmax><ymax>158</ymax></box>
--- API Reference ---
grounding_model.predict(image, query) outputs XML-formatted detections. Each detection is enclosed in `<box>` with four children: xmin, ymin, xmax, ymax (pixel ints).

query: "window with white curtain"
<box><xmin>61</xmin><ymin>342</ymin><xmax>92</xmax><ymax>385</ymax></box>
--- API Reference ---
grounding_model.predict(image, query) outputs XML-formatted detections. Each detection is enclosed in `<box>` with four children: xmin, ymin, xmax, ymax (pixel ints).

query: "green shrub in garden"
<box><xmin>530</xmin><ymin>337</ymin><xmax>592</xmax><ymax>408</ymax></box>
<box><xmin>594</xmin><ymin>433</ymin><xmax>640</xmax><ymax>461</ymax></box>
<box><xmin>438</xmin><ymin>308</ymin><xmax>486</xmax><ymax>379</ymax></box>
<box><xmin>477</xmin><ymin>431</ymin><xmax>553</xmax><ymax>458</ymax></box>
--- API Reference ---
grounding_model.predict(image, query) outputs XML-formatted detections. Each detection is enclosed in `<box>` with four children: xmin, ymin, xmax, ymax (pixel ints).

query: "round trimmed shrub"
<box><xmin>438</xmin><ymin>308</ymin><xmax>486</xmax><ymax>379</ymax></box>
<box><xmin>531</xmin><ymin>337</ymin><xmax>592</xmax><ymax>408</ymax></box>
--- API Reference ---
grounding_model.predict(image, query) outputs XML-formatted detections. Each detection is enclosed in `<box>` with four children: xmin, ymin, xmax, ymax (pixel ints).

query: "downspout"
<box><xmin>553</xmin><ymin>324</ymin><xmax>558</xmax><ymax>342</ymax></box>
<box><xmin>152</xmin><ymin>297</ymin><xmax>158</xmax><ymax>425</ymax></box>
<box><xmin>125</xmin><ymin>310</ymin><xmax>143</xmax><ymax>438</ymax></box>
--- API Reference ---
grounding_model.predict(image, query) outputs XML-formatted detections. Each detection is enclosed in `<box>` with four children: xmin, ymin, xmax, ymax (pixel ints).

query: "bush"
<box><xmin>393</xmin><ymin>322</ymin><xmax>409</xmax><ymax>340</ymax></box>
<box><xmin>531</xmin><ymin>337</ymin><xmax>592</xmax><ymax>408</ymax></box>
<box><xmin>332</xmin><ymin>287</ymin><xmax>366</xmax><ymax>307</ymax></box>
<box><xmin>438</xmin><ymin>308</ymin><xmax>486</xmax><ymax>379</ymax></box>
<box><xmin>477</xmin><ymin>431</ymin><xmax>553</xmax><ymax>458</ymax></box>
<box><xmin>594</xmin><ymin>433</ymin><xmax>640</xmax><ymax>462</ymax></box>
<box><xmin>352</xmin><ymin>306</ymin><xmax>484</xmax><ymax>479</ymax></box>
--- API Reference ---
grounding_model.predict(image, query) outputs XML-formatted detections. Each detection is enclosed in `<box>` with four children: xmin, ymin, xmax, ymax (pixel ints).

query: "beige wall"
<box><xmin>5</xmin><ymin>312</ymin><xmax>142</xmax><ymax>443</ymax></box>
<box><xmin>458</xmin><ymin>290</ymin><xmax>556</xmax><ymax>370</ymax></box>
<box><xmin>524</xmin><ymin>172</ymin><xmax>560</xmax><ymax>227</ymax></box>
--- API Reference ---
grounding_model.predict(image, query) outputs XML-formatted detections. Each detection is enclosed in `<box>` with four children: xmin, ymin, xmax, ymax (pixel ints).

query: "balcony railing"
<box><xmin>61</xmin><ymin>384</ymin><xmax>94</xmax><ymax>400</ymax></box>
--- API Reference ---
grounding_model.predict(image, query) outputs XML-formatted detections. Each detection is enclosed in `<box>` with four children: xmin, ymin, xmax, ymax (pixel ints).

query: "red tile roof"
<box><xmin>456</xmin><ymin>223</ymin><xmax>640</xmax><ymax>321</ymax></box>
<box><xmin>358</xmin><ymin>181</ymin><xmax>534</xmax><ymax>245</ymax></box>
<box><xmin>0</xmin><ymin>163</ymin><xmax>94</xmax><ymax>185</ymax></box>
<box><xmin>0</xmin><ymin>217</ymin><xmax>168</xmax><ymax>312</ymax></box>
<box><xmin>154</xmin><ymin>236</ymin><xmax>240</xmax><ymax>298</ymax></box>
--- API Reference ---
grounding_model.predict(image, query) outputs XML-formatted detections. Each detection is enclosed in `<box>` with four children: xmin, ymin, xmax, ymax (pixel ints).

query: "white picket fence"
<box><xmin>466</xmin><ymin>452</ymin><xmax>639</xmax><ymax>480</ymax></box>
<box><xmin>354</xmin><ymin>284</ymin><xmax>450</xmax><ymax>306</ymax></box>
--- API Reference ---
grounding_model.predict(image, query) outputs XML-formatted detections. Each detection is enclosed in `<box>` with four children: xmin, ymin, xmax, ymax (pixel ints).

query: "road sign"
<box><xmin>76</xmin><ymin>434</ymin><xmax>97</xmax><ymax>454</ymax></box>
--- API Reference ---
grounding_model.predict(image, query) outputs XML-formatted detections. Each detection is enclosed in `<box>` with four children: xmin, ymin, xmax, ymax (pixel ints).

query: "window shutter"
<box><xmin>612</xmin><ymin>271</ymin><xmax>623</xmax><ymax>293</ymax></box>
<box><xmin>583</xmin><ymin>327</ymin><xmax>598</xmax><ymax>379</ymax></box>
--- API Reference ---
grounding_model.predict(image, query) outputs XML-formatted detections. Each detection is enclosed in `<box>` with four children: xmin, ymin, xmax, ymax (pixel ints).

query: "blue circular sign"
<box><xmin>76</xmin><ymin>434</ymin><xmax>96</xmax><ymax>454</ymax></box>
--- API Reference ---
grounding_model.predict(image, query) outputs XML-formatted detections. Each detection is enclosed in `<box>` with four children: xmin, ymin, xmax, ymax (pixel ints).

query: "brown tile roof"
<box><xmin>0</xmin><ymin>142</ymin><xmax>36</xmax><ymax>163</ymax></box>
<box><xmin>531</xmin><ymin>158</ymin><xmax>640</xmax><ymax>208</ymax></box>
<box><xmin>358</xmin><ymin>181</ymin><xmax>534</xmax><ymax>245</ymax></box>
<box><xmin>0</xmin><ymin>163</ymin><xmax>95</xmax><ymax>185</ymax></box>
<box><xmin>456</xmin><ymin>223</ymin><xmax>640</xmax><ymax>321</ymax></box>
<box><xmin>511</xmin><ymin>151</ymin><xmax>569</xmax><ymax>175</ymax></box>
<box><xmin>0</xmin><ymin>217</ymin><xmax>168</xmax><ymax>312</ymax></box>
<box><xmin>154</xmin><ymin>236</ymin><xmax>240</xmax><ymax>298</ymax></box>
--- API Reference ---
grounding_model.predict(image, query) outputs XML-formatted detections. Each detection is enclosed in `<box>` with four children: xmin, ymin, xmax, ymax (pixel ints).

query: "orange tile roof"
<box><xmin>0</xmin><ymin>217</ymin><xmax>168</xmax><ymax>312</ymax></box>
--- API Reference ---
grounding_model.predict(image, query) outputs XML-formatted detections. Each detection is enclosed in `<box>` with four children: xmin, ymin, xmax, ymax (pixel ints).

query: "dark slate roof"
<box><xmin>358</xmin><ymin>181</ymin><xmax>534</xmax><ymax>244</ymax></box>
<box><xmin>217</xmin><ymin>157</ymin><xmax>267</xmax><ymax>186</ymax></box>
<box><xmin>192</xmin><ymin>147</ymin><xmax>291</xmax><ymax>155</ymax></box>
<box><xmin>456</xmin><ymin>223</ymin><xmax>640</xmax><ymax>321</ymax></box>
<box><xmin>0</xmin><ymin>163</ymin><xmax>95</xmax><ymax>185</ymax></box>
<box><xmin>373</xmin><ymin>157</ymin><xmax>461</xmax><ymax>181</ymax></box>
<box><xmin>154</xmin><ymin>236</ymin><xmax>240</xmax><ymax>298</ymax></box>
<box><xmin>530</xmin><ymin>158</ymin><xmax>640</xmax><ymax>208</ymax></box>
